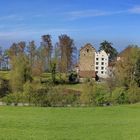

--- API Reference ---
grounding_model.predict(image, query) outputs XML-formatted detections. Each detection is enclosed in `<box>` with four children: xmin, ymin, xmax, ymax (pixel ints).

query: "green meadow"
<box><xmin>0</xmin><ymin>104</ymin><xmax>140</xmax><ymax>140</ymax></box>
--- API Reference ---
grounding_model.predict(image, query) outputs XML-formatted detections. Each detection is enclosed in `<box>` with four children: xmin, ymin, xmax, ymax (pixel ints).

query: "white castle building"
<box><xmin>95</xmin><ymin>50</ymin><xmax>109</xmax><ymax>78</ymax></box>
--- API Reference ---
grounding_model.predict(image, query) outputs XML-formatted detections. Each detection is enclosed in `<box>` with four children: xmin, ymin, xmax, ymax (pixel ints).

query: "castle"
<box><xmin>77</xmin><ymin>43</ymin><xmax>109</xmax><ymax>80</ymax></box>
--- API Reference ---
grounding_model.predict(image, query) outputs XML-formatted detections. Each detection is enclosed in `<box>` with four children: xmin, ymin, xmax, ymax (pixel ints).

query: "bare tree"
<box><xmin>41</xmin><ymin>34</ymin><xmax>53</xmax><ymax>71</ymax></box>
<box><xmin>27</xmin><ymin>41</ymin><xmax>36</xmax><ymax>67</ymax></box>
<box><xmin>58</xmin><ymin>34</ymin><xmax>76</xmax><ymax>73</ymax></box>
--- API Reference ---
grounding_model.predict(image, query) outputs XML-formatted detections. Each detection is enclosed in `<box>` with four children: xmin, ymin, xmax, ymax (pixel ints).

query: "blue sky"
<box><xmin>0</xmin><ymin>0</ymin><xmax>140</xmax><ymax>51</ymax></box>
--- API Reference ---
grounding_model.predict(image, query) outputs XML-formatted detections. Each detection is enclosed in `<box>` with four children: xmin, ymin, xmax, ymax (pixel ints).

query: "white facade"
<box><xmin>95</xmin><ymin>50</ymin><xmax>109</xmax><ymax>78</ymax></box>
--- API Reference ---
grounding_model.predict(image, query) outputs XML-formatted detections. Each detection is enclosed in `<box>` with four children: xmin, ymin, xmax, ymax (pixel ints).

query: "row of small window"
<box><xmin>96</xmin><ymin>58</ymin><xmax>107</xmax><ymax>61</ymax></box>
<box><xmin>96</xmin><ymin>71</ymin><xmax>106</xmax><ymax>74</ymax></box>
<box><xmin>96</xmin><ymin>62</ymin><xmax>105</xmax><ymax>65</ymax></box>
<box><xmin>96</xmin><ymin>67</ymin><xmax>104</xmax><ymax>70</ymax></box>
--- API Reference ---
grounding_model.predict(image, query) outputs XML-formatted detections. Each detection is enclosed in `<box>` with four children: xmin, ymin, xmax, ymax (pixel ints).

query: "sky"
<box><xmin>0</xmin><ymin>0</ymin><xmax>140</xmax><ymax>51</ymax></box>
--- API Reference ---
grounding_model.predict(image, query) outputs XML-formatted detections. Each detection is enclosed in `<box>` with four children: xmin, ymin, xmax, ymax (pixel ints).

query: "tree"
<box><xmin>58</xmin><ymin>34</ymin><xmax>76</xmax><ymax>73</ymax></box>
<box><xmin>27</xmin><ymin>41</ymin><xmax>37</xmax><ymax>67</ymax></box>
<box><xmin>3</xmin><ymin>49</ymin><xmax>10</xmax><ymax>70</ymax></box>
<box><xmin>50</xmin><ymin>45</ymin><xmax>60</xmax><ymax>83</ymax></box>
<box><xmin>134</xmin><ymin>55</ymin><xmax>140</xmax><ymax>87</ymax></box>
<box><xmin>99</xmin><ymin>40</ymin><xmax>118</xmax><ymax>61</ymax></box>
<box><xmin>0</xmin><ymin>47</ymin><xmax>3</xmax><ymax>70</ymax></box>
<box><xmin>9</xmin><ymin>43</ymin><xmax>18</xmax><ymax>58</ymax></box>
<box><xmin>10</xmin><ymin>53</ymin><xmax>32</xmax><ymax>92</ymax></box>
<box><xmin>40</xmin><ymin>34</ymin><xmax>53</xmax><ymax>71</ymax></box>
<box><xmin>115</xmin><ymin>45</ymin><xmax>139</xmax><ymax>88</ymax></box>
<box><xmin>18</xmin><ymin>41</ymin><xmax>26</xmax><ymax>54</ymax></box>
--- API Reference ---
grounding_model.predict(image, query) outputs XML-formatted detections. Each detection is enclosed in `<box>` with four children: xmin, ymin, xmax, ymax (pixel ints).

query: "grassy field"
<box><xmin>0</xmin><ymin>105</ymin><xmax>140</xmax><ymax>140</ymax></box>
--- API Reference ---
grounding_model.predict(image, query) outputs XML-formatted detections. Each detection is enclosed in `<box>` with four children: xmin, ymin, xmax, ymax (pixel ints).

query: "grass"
<box><xmin>0</xmin><ymin>105</ymin><xmax>140</xmax><ymax>139</ymax></box>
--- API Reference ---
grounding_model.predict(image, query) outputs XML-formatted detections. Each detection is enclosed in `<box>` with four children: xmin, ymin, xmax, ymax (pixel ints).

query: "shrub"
<box><xmin>2</xmin><ymin>92</ymin><xmax>24</xmax><ymax>105</ymax></box>
<box><xmin>68</xmin><ymin>72</ymin><xmax>78</xmax><ymax>83</ymax></box>
<box><xmin>80</xmin><ymin>81</ymin><xmax>95</xmax><ymax>105</ymax></box>
<box><xmin>80</xmin><ymin>81</ymin><xmax>110</xmax><ymax>106</ymax></box>
<box><xmin>0</xmin><ymin>78</ymin><xmax>10</xmax><ymax>97</ymax></box>
<box><xmin>94</xmin><ymin>84</ymin><xmax>110</xmax><ymax>106</ymax></box>
<box><xmin>31</xmin><ymin>83</ymin><xmax>50</xmax><ymax>106</ymax></box>
<box><xmin>111</xmin><ymin>87</ymin><xmax>128</xmax><ymax>104</ymax></box>
<box><xmin>46</xmin><ymin>87</ymin><xmax>80</xmax><ymax>107</ymax></box>
<box><xmin>23</xmin><ymin>82</ymin><xmax>34</xmax><ymax>104</ymax></box>
<box><xmin>127</xmin><ymin>86</ymin><xmax>140</xmax><ymax>104</ymax></box>
<box><xmin>2</xmin><ymin>94</ymin><xmax>14</xmax><ymax>105</ymax></box>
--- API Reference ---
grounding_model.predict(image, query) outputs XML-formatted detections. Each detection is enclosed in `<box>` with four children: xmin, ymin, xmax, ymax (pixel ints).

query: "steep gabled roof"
<box><xmin>80</xmin><ymin>43</ymin><xmax>96</xmax><ymax>51</ymax></box>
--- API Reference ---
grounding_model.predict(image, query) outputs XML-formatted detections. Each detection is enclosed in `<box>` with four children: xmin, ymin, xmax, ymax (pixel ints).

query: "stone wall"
<box><xmin>79</xmin><ymin>43</ymin><xmax>96</xmax><ymax>71</ymax></box>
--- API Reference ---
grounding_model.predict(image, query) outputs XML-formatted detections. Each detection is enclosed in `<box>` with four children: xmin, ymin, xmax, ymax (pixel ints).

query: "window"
<box><xmin>101</xmin><ymin>67</ymin><xmax>104</xmax><ymax>70</ymax></box>
<box><xmin>96</xmin><ymin>66</ymin><xmax>98</xmax><ymax>70</ymax></box>
<box><xmin>102</xmin><ymin>58</ymin><xmax>104</xmax><ymax>61</ymax></box>
<box><xmin>101</xmin><ymin>62</ymin><xmax>104</xmax><ymax>65</ymax></box>
<box><xmin>87</xmin><ymin>49</ymin><xmax>89</xmax><ymax>52</ymax></box>
<box><xmin>101</xmin><ymin>71</ymin><xmax>104</xmax><ymax>74</ymax></box>
<box><xmin>96</xmin><ymin>58</ymin><xmax>99</xmax><ymax>61</ymax></box>
<box><xmin>96</xmin><ymin>62</ymin><xmax>99</xmax><ymax>65</ymax></box>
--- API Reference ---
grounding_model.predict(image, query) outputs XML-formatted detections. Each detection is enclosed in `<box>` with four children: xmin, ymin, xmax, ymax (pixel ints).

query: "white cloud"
<box><xmin>0</xmin><ymin>28</ymin><xmax>77</xmax><ymax>39</ymax></box>
<box><xmin>62</xmin><ymin>5</ymin><xmax>140</xmax><ymax>20</ymax></box>
<box><xmin>67</xmin><ymin>10</ymin><xmax>109</xmax><ymax>20</ymax></box>
<box><xmin>64</xmin><ymin>9</ymin><xmax>127</xmax><ymax>20</ymax></box>
<box><xmin>0</xmin><ymin>14</ymin><xmax>24</xmax><ymax>21</ymax></box>
<box><xmin>128</xmin><ymin>6</ymin><xmax>140</xmax><ymax>14</ymax></box>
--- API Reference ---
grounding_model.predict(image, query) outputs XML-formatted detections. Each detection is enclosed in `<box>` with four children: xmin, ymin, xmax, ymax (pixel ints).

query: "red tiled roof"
<box><xmin>78</xmin><ymin>70</ymin><xmax>96</xmax><ymax>78</ymax></box>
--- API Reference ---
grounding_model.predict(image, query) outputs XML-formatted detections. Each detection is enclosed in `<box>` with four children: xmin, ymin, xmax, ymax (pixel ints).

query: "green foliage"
<box><xmin>50</xmin><ymin>60</ymin><xmax>57</xmax><ymax>83</ymax></box>
<box><xmin>0</xmin><ymin>71</ymin><xmax>10</xmax><ymax>80</ymax></box>
<box><xmin>46</xmin><ymin>87</ymin><xmax>80</xmax><ymax>107</ymax></box>
<box><xmin>80</xmin><ymin>81</ymin><xmax>95</xmax><ymax>105</ymax></box>
<box><xmin>0</xmin><ymin>78</ymin><xmax>10</xmax><ymax>97</ymax></box>
<box><xmin>10</xmin><ymin>55</ymin><xmax>32</xmax><ymax>92</ymax></box>
<box><xmin>134</xmin><ymin>56</ymin><xmax>140</xmax><ymax>87</ymax></box>
<box><xmin>23</xmin><ymin>82</ymin><xmax>34</xmax><ymax>104</ymax></box>
<box><xmin>115</xmin><ymin>46</ymin><xmax>140</xmax><ymax>88</ymax></box>
<box><xmin>94</xmin><ymin>84</ymin><xmax>110</xmax><ymax>106</ymax></box>
<box><xmin>80</xmin><ymin>81</ymin><xmax>110</xmax><ymax>106</ymax></box>
<box><xmin>2</xmin><ymin>94</ymin><xmax>14</xmax><ymax>105</ymax></box>
<box><xmin>68</xmin><ymin>71</ymin><xmax>78</xmax><ymax>83</ymax></box>
<box><xmin>127</xmin><ymin>85</ymin><xmax>140</xmax><ymax>104</ymax></box>
<box><xmin>99</xmin><ymin>40</ymin><xmax>118</xmax><ymax>61</ymax></box>
<box><xmin>29</xmin><ymin>83</ymin><xmax>50</xmax><ymax>106</ymax></box>
<box><xmin>30</xmin><ymin>84</ymin><xmax>80</xmax><ymax>107</ymax></box>
<box><xmin>2</xmin><ymin>92</ymin><xmax>24</xmax><ymax>105</ymax></box>
<box><xmin>111</xmin><ymin>87</ymin><xmax>128</xmax><ymax>104</ymax></box>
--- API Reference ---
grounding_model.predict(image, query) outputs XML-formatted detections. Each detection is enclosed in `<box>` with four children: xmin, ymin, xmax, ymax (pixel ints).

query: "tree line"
<box><xmin>0</xmin><ymin>34</ymin><xmax>140</xmax><ymax>106</ymax></box>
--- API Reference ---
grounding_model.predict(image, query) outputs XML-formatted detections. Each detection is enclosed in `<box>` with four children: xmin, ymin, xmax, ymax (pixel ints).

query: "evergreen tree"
<box><xmin>99</xmin><ymin>40</ymin><xmax>118</xmax><ymax>61</ymax></box>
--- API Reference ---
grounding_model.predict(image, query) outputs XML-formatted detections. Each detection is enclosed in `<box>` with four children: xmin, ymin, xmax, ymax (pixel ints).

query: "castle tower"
<box><xmin>79</xmin><ymin>43</ymin><xmax>96</xmax><ymax>79</ymax></box>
